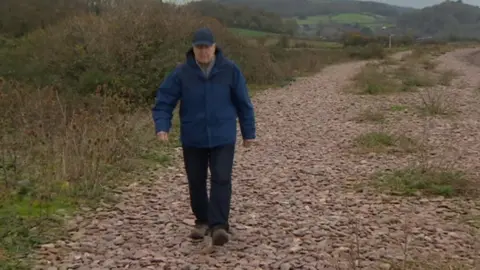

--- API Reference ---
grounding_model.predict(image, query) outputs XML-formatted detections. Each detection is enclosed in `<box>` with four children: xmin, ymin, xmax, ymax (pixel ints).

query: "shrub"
<box><xmin>352</xmin><ymin>64</ymin><xmax>398</xmax><ymax>94</ymax></box>
<box><xmin>0</xmin><ymin>79</ymin><xmax>172</xmax><ymax>266</ymax></box>
<box><xmin>346</xmin><ymin>43</ymin><xmax>386</xmax><ymax>60</ymax></box>
<box><xmin>0</xmin><ymin>1</ymin><xmax>287</xmax><ymax>105</ymax></box>
<box><xmin>0</xmin><ymin>0</ymin><xmax>89</xmax><ymax>37</ymax></box>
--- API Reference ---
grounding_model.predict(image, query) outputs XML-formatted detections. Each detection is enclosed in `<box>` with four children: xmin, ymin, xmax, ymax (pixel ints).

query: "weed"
<box><xmin>418</xmin><ymin>88</ymin><xmax>453</xmax><ymax>116</ymax></box>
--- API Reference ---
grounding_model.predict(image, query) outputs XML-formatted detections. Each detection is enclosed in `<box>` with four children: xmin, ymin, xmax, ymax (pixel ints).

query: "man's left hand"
<box><xmin>243</xmin><ymin>139</ymin><xmax>256</xmax><ymax>147</ymax></box>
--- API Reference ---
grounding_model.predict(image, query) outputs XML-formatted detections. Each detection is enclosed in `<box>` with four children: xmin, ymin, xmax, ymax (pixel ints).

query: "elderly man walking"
<box><xmin>152</xmin><ymin>27</ymin><xmax>256</xmax><ymax>246</ymax></box>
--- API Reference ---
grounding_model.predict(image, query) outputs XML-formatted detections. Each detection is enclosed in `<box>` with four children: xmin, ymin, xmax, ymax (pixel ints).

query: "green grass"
<box><xmin>373</xmin><ymin>167</ymin><xmax>473</xmax><ymax>197</ymax></box>
<box><xmin>0</xmin><ymin>194</ymin><xmax>77</xmax><ymax>269</ymax></box>
<box><xmin>295</xmin><ymin>13</ymin><xmax>385</xmax><ymax>26</ymax></box>
<box><xmin>390</xmin><ymin>105</ymin><xmax>408</xmax><ymax>111</ymax></box>
<box><xmin>353</xmin><ymin>131</ymin><xmax>418</xmax><ymax>153</ymax></box>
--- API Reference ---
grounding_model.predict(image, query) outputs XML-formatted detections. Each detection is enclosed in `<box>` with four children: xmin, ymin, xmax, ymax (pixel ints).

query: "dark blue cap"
<box><xmin>192</xmin><ymin>27</ymin><xmax>215</xmax><ymax>46</ymax></box>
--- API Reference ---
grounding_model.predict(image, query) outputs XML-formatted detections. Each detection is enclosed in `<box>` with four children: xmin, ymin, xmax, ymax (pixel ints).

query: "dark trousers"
<box><xmin>182</xmin><ymin>143</ymin><xmax>235</xmax><ymax>230</ymax></box>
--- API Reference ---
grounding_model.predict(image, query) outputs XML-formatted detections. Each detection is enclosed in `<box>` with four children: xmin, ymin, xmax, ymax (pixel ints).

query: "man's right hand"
<box><xmin>157</xmin><ymin>131</ymin><xmax>169</xmax><ymax>142</ymax></box>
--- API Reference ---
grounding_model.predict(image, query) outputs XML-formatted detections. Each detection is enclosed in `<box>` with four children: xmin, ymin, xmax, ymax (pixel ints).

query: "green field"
<box><xmin>295</xmin><ymin>13</ymin><xmax>385</xmax><ymax>26</ymax></box>
<box><xmin>229</xmin><ymin>27</ymin><xmax>278</xmax><ymax>37</ymax></box>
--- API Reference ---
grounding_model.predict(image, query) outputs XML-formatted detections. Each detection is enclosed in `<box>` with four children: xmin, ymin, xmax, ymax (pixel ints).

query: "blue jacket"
<box><xmin>152</xmin><ymin>48</ymin><xmax>256</xmax><ymax>148</ymax></box>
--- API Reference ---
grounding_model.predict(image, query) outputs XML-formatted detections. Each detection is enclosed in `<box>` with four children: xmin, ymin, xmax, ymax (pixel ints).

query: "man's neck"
<box><xmin>197</xmin><ymin>56</ymin><xmax>215</xmax><ymax>67</ymax></box>
<box><xmin>198</xmin><ymin>62</ymin><xmax>210</xmax><ymax>69</ymax></box>
<box><xmin>197</xmin><ymin>56</ymin><xmax>215</xmax><ymax>76</ymax></box>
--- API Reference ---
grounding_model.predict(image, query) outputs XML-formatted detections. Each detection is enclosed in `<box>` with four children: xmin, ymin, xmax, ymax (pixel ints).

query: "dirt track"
<box><xmin>35</xmin><ymin>48</ymin><xmax>480</xmax><ymax>269</ymax></box>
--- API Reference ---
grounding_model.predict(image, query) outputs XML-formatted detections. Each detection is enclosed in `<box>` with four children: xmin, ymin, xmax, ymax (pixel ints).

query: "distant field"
<box><xmin>229</xmin><ymin>27</ymin><xmax>278</xmax><ymax>37</ymax></box>
<box><xmin>295</xmin><ymin>13</ymin><xmax>385</xmax><ymax>26</ymax></box>
<box><xmin>292</xmin><ymin>39</ymin><xmax>342</xmax><ymax>48</ymax></box>
<box><xmin>228</xmin><ymin>27</ymin><xmax>342</xmax><ymax>49</ymax></box>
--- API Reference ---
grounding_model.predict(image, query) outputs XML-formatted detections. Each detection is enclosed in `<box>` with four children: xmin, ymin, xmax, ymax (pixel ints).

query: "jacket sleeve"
<box><xmin>231</xmin><ymin>63</ymin><xmax>256</xmax><ymax>140</ymax></box>
<box><xmin>152</xmin><ymin>67</ymin><xmax>182</xmax><ymax>134</ymax></box>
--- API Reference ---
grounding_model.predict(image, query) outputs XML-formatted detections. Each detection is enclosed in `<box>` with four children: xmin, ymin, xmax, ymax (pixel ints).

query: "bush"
<box><xmin>346</xmin><ymin>43</ymin><xmax>386</xmax><ymax>60</ymax></box>
<box><xmin>0</xmin><ymin>79</ymin><xmax>171</xmax><ymax>266</ymax></box>
<box><xmin>0</xmin><ymin>0</ymin><xmax>90</xmax><ymax>37</ymax></box>
<box><xmin>342</xmin><ymin>32</ymin><xmax>371</xmax><ymax>47</ymax></box>
<box><xmin>0</xmin><ymin>80</ymin><xmax>153</xmax><ymax>198</ymax></box>
<box><xmin>0</xmin><ymin>1</ymin><xmax>289</xmax><ymax>105</ymax></box>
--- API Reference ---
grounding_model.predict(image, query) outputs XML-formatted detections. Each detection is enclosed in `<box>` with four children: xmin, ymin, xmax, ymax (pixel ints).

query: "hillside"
<box><xmin>213</xmin><ymin>0</ymin><xmax>414</xmax><ymax>17</ymax></box>
<box><xmin>360</xmin><ymin>0</ymin><xmax>480</xmax><ymax>9</ymax></box>
<box><xmin>397</xmin><ymin>1</ymin><xmax>480</xmax><ymax>39</ymax></box>
<box><xmin>206</xmin><ymin>0</ymin><xmax>480</xmax><ymax>40</ymax></box>
<box><xmin>187</xmin><ymin>1</ymin><xmax>298</xmax><ymax>34</ymax></box>
<box><xmin>208</xmin><ymin>0</ymin><xmax>412</xmax><ymax>37</ymax></box>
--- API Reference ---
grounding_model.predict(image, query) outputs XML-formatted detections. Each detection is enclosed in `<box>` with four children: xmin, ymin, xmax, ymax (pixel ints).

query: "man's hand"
<box><xmin>243</xmin><ymin>139</ymin><xmax>256</xmax><ymax>148</ymax></box>
<box><xmin>157</xmin><ymin>131</ymin><xmax>169</xmax><ymax>142</ymax></box>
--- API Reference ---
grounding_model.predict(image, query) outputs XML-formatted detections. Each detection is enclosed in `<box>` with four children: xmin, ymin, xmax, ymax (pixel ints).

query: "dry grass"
<box><xmin>350</xmin><ymin>63</ymin><xmax>401</xmax><ymax>95</ymax></box>
<box><xmin>0</xmin><ymin>82</ymin><xmax>165</xmax><ymax>194</ymax></box>
<box><xmin>391</xmin><ymin>63</ymin><xmax>436</xmax><ymax>91</ymax></box>
<box><xmin>438</xmin><ymin>69</ymin><xmax>460</xmax><ymax>86</ymax></box>
<box><xmin>418</xmin><ymin>88</ymin><xmax>454</xmax><ymax>116</ymax></box>
<box><xmin>350</xmin><ymin>45</ymin><xmax>463</xmax><ymax>99</ymax></box>
<box><xmin>350</xmin><ymin>55</ymin><xmax>442</xmax><ymax>96</ymax></box>
<box><xmin>0</xmin><ymin>80</ymin><xmax>176</xmax><ymax>268</ymax></box>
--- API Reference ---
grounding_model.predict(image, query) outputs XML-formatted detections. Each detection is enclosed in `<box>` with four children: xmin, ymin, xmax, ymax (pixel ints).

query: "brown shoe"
<box><xmin>190</xmin><ymin>224</ymin><xmax>208</xmax><ymax>240</ymax></box>
<box><xmin>211</xmin><ymin>227</ymin><xmax>229</xmax><ymax>246</ymax></box>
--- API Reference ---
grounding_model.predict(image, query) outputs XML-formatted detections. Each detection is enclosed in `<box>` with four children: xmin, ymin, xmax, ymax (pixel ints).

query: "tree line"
<box><xmin>187</xmin><ymin>1</ymin><xmax>298</xmax><ymax>35</ymax></box>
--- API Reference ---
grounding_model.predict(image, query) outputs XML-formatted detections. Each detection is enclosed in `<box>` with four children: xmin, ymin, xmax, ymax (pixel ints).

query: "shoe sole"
<box><xmin>212</xmin><ymin>232</ymin><xmax>229</xmax><ymax>246</ymax></box>
<box><xmin>190</xmin><ymin>235</ymin><xmax>204</xmax><ymax>241</ymax></box>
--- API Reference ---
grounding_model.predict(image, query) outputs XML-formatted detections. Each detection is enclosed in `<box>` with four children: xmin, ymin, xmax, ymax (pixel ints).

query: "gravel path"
<box><xmin>36</xmin><ymin>48</ymin><xmax>480</xmax><ymax>269</ymax></box>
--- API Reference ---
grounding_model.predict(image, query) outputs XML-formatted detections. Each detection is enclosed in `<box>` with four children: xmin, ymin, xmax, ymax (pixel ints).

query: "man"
<box><xmin>152</xmin><ymin>27</ymin><xmax>256</xmax><ymax>246</ymax></box>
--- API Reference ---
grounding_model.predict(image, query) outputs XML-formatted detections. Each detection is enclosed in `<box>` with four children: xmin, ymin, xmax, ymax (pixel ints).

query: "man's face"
<box><xmin>193</xmin><ymin>44</ymin><xmax>216</xmax><ymax>64</ymax></box>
